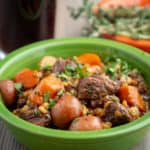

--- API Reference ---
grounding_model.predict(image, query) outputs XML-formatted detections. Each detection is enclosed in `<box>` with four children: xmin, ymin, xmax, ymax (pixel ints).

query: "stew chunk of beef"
<box><xmin>78</xmin><ymin>75</ymin><xmax>119</xmax><ymax>100</ymax></box>
<box><xmin>52</xmin><ymin>58</ymin><xmax>76</xmax><ymax>73</ymax></box>
<box><xmin>15</xmin><ymin>105</ymin><xmax>51</xmax><ymax>126</ymax></box>
<box><xmin>17</xmin><ymin>98</ymin><xmax>27</xmax><ymax>108</ymax></box>
<box><xmin>103</xmin><ymin>101</ymin><xmax>131</xmax><ymax>126</ymax></box>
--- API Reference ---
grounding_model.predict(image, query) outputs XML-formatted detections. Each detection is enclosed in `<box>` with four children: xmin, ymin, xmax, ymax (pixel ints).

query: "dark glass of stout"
<box><xmin>0</xmin><ymin>0</ymin><xmax>56</xmax><ymax>58</ymax></box>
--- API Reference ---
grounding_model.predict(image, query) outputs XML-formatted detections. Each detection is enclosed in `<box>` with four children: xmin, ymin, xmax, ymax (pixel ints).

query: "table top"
<box><xmin>0</xmin><ymin>120</ymin><xmax>27</xmax><ymax>150</ymax></box>
<box><xmin>0</xmin><ymin>0</ymin><xmax>150</xmax><ymax>150</ymax></box>
<box><xmin>0</xmin><ymin>119</ymin><xmax>150</xmax><ymax>150</ymax></box>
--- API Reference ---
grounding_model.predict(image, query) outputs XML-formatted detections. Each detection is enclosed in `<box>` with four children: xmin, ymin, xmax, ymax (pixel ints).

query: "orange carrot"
<box><xmin>77</xmin><ymin>53</ymin><xmax>102</xmax><ymax>66</ymax></box>
<box><xmin>29</xmin><ymin>75</ymin><xmax>63</xmax><ymax>105</ymax></box>
<box><xmin>102</xmin><ymin>34</ymin><xmax>150</xmax><ymax>53</ymax></box>
<box><xmin>38</xmin><ymin>75</ymin><xmax>64</xmax><ymax>98</ymax></box>
<box><xmin>30</xmin><ymin>92</ymin><xmax>43</xmax><ymax>106</ymax></box>
<box><xmin>118</xmin><ymin>85</ymin><xmax>146</xmax><ymax>112</ymax></box>
<box><xmin>14</xmin><ymin>68</ymin><xmax>39</xmax><ymax>89</ymax></box>
<box><xmin>93</xmin><ymin>0</ymin><xmax>150</xmax><ymax>11</ymax></box>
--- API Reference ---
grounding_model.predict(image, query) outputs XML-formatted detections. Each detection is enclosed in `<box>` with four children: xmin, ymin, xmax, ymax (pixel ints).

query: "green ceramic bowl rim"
<box><xmin>0</xmin><ymin>37</ymin><xmax>150</xmax><ymax>140</ymax></box>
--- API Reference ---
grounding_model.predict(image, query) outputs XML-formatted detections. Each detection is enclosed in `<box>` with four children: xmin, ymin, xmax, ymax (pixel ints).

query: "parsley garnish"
<box><xmin>43</xmin><ymin>91</ymin><xmax>50</xmax><ymax>102</ymax></box>
<box><xmin>56</xmin><ymin>59</ymin><xmax>89</xmax><ymax>81</ymax></box>
<box><xmin>57</xmin><ymin>90</ymin><xmax>64</xmax><ymax>97</ymax></box>
<box><xmin>77</xmin><ymin>70</ymin><xmax>89</xmax><ymax>78</ymax></box>
<box><xmin>48</xmin><ymin>99</ymin><xmax>56</xmax><ymax>110</ymax></box>
<box><xmin>14</xmin><ymin>83</ymin><xmax>23</xmax><ymax>93</ymax></box>
<box><xmin>57</xmin><ymin>73</ymin><xmax>68</xmax><ymax>81</ymax></box>
<box><xmin>42</xmin><ymin>65</ymin><xmax>52</xmax><ymax>71</ymax></box>
<box><xmin>65</xmin><ymin>62</ymin><xmax>88</xmax><ymax>79</ymax></box>
<box><xmin>34</xmin><ymin>108</ymin><xmax>40</xmax><ymax>116</ymax></box>
<box><xmin>66</xmin><ymin>64</ymin><xmax>76</xmax><ymax>72</ymax></box>
<box><xmin>71</xmin><ymin>118</ymin><xmax>79</xmax><ymax>124</ymax></box>
<box><xmin>105</xmin><ymin>58</ymin><xmax>131</xmax><ymax>80</ymax></box>
<box><xmin>107</xmin><ymin>95</ymin><xmax>120</xmax><ymax>102</ymax></box>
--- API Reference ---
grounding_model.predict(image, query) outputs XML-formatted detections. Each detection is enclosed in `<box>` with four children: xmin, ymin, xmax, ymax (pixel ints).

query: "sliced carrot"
<box><xmin>102</xmin><ymin>34</ymin><xmax>150</xmax><ymax>53</ymax></box>
<box><xmin>14</xmin><ymin>68</ymin><xmax>39</xmax><ymax>89</ymax></box>
<box><xmin>118</xmin><ymin>85</ymin><xmax>146</xmax><ymax>112</ymax></box>
<box><xmin>93</xmin><ymin>0</ymin><xmax>150</xmax><ymax>11</ymax></box>
<box><xmin>30</xmin><ymin>92</ymin><xmax>43</xmax><ymax>106</ymax></box>
<box><xmin>38</xmin><ymin>75</ymin><xmax>64</xmax><ymax>98</ymax></box>
<box><xmin>140</xmin><ymin>0</ymin><xmax>150</xmax><ymax>6</ymax></box>
<box><xmin>29</xmin><ymin>75</ymin><xmax>63</xmax><ymax>105</ymax></box>
<box><xmin>77</xmin><ymin>53</ymin><xmax>102</xmax><ymax>66</ymax></box>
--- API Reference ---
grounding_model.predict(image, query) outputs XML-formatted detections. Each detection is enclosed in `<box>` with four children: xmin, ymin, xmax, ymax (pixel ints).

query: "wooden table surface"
<box><xmin>0</xmin><ymin>0</ymin><xmax>150</xmax><ymax>150</ymax></box>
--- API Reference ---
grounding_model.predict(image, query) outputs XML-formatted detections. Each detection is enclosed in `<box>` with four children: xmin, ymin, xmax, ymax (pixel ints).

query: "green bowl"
<box><xmin>0</xmin><ymin>38</ymin><xmax>150</xmax><ymax>150</ymax></box>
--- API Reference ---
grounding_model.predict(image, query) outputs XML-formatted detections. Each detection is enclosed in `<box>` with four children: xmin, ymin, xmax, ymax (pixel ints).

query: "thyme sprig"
<box><xmin>69</xmin><ymin>0</ymin><xmax>150</xmax><ymax>40</ymax></box>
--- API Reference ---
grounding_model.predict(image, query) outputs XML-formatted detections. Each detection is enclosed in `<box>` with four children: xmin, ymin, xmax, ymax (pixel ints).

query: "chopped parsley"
<box><xmin>34</xmin><ymin>108</ymin><xmax>40</xmax><ymax>116</ymax></box>
<box><xmin>71</xmin><ymin>118</ymin><xmax>79</xmax><ymax>124</ymax></box>
<box><xmin>48</xmin><ymin>99</ymin><xmax>56</xmax><ymax>110</ymax></box>
<box><xmin>42</xmin><ymin>65</ymin><xmax>52</xmax><ymax>71</ymax></box>
<box><xmin>107</xmin><ymin>95</ymin><xmax>120</xmax><ymax>102</ymax></box>
<box><xmin>57</xmin><ymin>90</ymin><xmax>64</xmax><ymax>97</ymax></box>
<box><xmin>77</xmin><ymin>63</ymin><xmax>84</xmax><ymax>69</ymax></box>
<box><xmin>57</xmin><ymin>73</ymin><xmax>68</xmax><ymax>81</ymax></box>
<box><xmin>14</xmin><ymin>83</ymin><xmax>23</xmax><ymax>93</ymax></box>
<box><xmin>66</xmin><ymin>64</ymin><xmax>76</xmax><ymax>72</ymax></box>
<box><xmin>63</xmin><ymin>62</ymin><xmax>89</xmax><ymax>80</ymax></box>
<box><xmin>57</xmin><ymin>61</ymin><xmax>88</xmax><ymax>81</ymax></box>
<box><xmin>77</xmin><ymin>69</ymin><xmax>89</xmax><ymax>78</ymax></box>
<box><xmin>105</xmin><ymin>58</ymin><xmax>131</xmax><ymax>80</ymax></box>
<box><xmin>43</xmin><ymin>91</ymin><xmax>50</xmax><ymax>102</ymax></box>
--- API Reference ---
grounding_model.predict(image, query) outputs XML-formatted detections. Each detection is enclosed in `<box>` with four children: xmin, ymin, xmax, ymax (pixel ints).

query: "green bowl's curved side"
<box><xmin>0</xmin><ymin>38</ymin><xmax>150</xmax><ymax>150</ymax></box>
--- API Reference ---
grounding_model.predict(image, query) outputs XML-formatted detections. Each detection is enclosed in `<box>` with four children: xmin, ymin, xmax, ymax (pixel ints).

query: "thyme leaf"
<box><xmin>70</xmin><ymin>1</ymin><xmax>150</xmax><ymax>40</ymax></box>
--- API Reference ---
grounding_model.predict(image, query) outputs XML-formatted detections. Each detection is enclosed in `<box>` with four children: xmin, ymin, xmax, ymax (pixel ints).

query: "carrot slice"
<box><xmin>29</xmin><ymin>75</ymin><xmax>63</xmax><ymax>105</ymax></box>
<box><xmin>14</xmin><ymin>68</ymin><xmax>39</xmax><ymax>89</ymax></box>
<box><xmin>38</xmin><ymin>75</ymin><xmax>64</xmax><ymax>98</ymax></box>
<box><xmin>30</xmin><ymin>92</ymin><xmax>43</xmax><ymax>106</ymax></box>
<box><xmin>94</xmin><ymin>0</ymin><xmax>150</xmax><ymax>10</ymax></box>
<box><xmin>77</xmin><ymin>53</ymin><xmax>102</xmax><ymax>66</ymax></box>
<box><xmin>102</xmin><ymin>34</ymin><xmax>150</xmax><ymax>53</ymax></box>
<box><xmin>118</xmin><ymin>85</ymin><xmax>146</xmax><ymax>112</ymax></box>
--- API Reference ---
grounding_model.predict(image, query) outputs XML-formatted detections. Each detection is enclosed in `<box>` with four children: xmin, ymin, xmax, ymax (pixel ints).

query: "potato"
<box><xmin>40</xmin><ymin>56</ymin><xmax>57</xmax><ymax>69</ymax></box>
<box><xmin>69</xmin><ymin>115</ymin><xmax>103</xmax><ymax>131</ymax></box>
<box><xmin>51</xmin><ymin>93</ymin><xmax>82</xmax><ymax>129</ymax></box>
<box><xmin>0</xmin><ymin>80</ymin><xmax>16</xmax><ymax>106</ymax></box>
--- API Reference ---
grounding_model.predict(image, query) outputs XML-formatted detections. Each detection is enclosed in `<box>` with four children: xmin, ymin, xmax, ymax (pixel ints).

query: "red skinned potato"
<box><xmin>51</xmin><ymin>93</ymin><xmax>82</xmax><ymax>129</ymax></box>
<box><xmin>0</xmin><ymin>80</ymin><xmax>16</xmax><ymax>106</ymax></box>
<box><xmin>69</xmin><ymin>115</ymin><xmax>103</xmax><ymax>131</ymax></box>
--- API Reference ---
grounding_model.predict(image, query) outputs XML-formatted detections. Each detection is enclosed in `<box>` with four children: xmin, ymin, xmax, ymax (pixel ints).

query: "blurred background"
<box><xmin>0</xmin><ymin>0</ymin><xmax>149</xmax><ymax>59</ymax></box>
